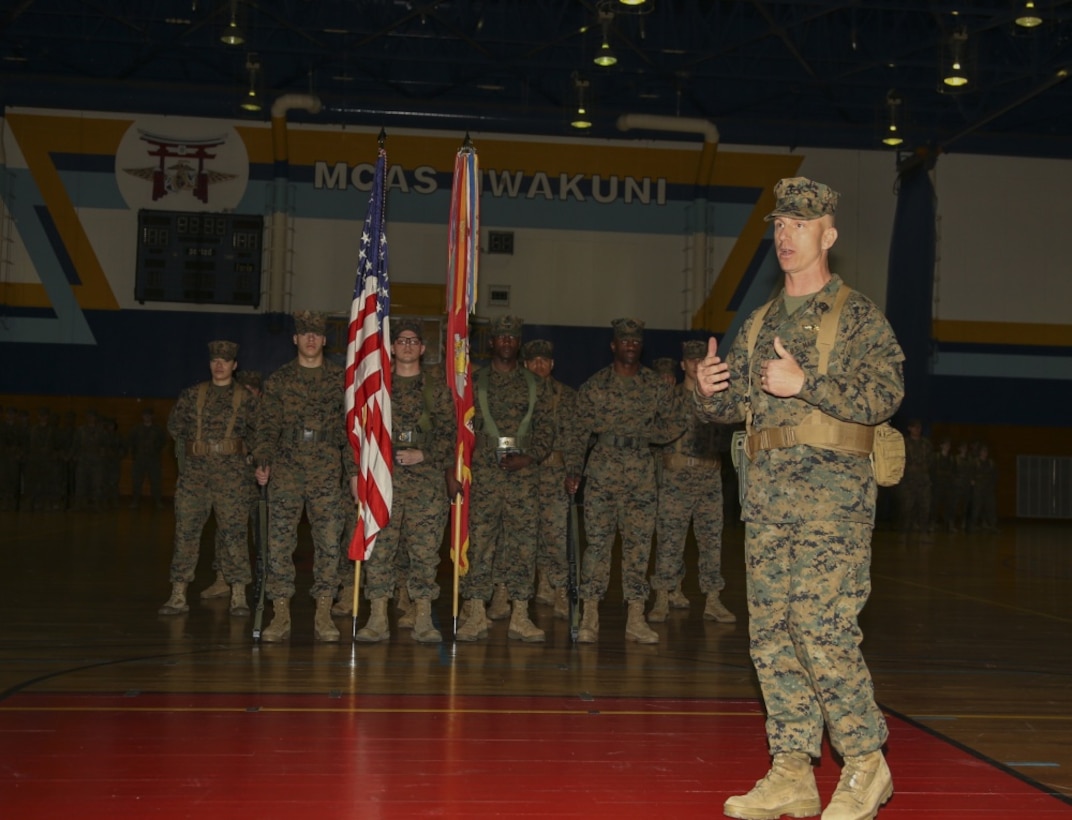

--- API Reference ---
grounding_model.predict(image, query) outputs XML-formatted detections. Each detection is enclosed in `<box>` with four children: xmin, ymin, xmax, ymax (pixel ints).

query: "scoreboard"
<box><xmin>135</xmin><ymin>210</ymin><xmax>264</xmax><ymax>307</ymax></box>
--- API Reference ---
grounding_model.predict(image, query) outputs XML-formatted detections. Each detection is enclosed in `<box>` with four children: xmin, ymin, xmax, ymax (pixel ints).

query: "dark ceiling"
<box><xmin>2</xmin><ymin>1</ymin><xmax>1072</xmax><ymax>158</ymax></box>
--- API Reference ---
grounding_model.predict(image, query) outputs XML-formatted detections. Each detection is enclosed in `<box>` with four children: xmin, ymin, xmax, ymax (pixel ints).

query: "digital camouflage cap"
<box><xmin>682</xmin><ymin>339</ymin><xmax>707</xmax><ymax>360</ymax></box>
<box><xmin>293</xmin><ymin>310</ymin><xmax>327</xmax><ymax>335</ymax></box>
<box><xmin>764</xmin><ymin>176</ymin><xmax>840</xmax><ymax>222</ymax></box>
<box><xmin>652</xmin><ymin>357</ymin><xmax>677</xmax><ymax>375</ymax></box>
<box><xmin>391</xmin><ymin>317</ymin><xmax>424</xmax><ymax>342</ymax></box>
<box><xmin>489</xmin><ymin>315</ymin><xmax>524</xmax><ymax>338</ymax></box>
<box><xmin>612</xmin><ymin>317</ymin><xmax>644</xmax><ymax>340</ymax></box>
<box><xmin>208</xmin><ymin>340</ymin><xmax>239</xmax><ymax>360</ymax></box>
<box><xmin>522</xmin><ymin>339</ymin><xmax>554</xmax><ymax>360</ymax></box>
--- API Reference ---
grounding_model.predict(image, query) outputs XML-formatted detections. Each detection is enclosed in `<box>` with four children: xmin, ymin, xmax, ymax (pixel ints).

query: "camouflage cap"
<box><xmin>764</xmin><ymin>176</ymin><xmax>840</xmax><ymax>222</ymax></box>
<box><xmin>612</xmin><ymin>317</ymin><xmax>645</xmax><ymax>340</ymax></box>
<box><xmin>293</xmin><ymin>310</ymin><xmax>327</xmax><ymax>335</ymax></box>
<box><xmin>522</xmin><ymin>339</ymin><xmax>554</xmax><ymax>360</ymax></box>
<box><xmin>235</xmin><ymin>370</ymin><xmax>263</xmax><ymax>389</ymax></box>
<box><xmin>652</xmin><ymin>357</ymin><xmax>677</xmax><ymax>375</ymax></box>
<box><xmin>208</xmin><ymin>340</ymin><xmax>239</xmax><ymax>360</ymax></box>
<box><xmin>391</xmin><ymin>317</ymin><xmax>424</xmax><ymax>342</ymax></box>
<box><xmin>682</xmin><ymin>339</ymin><xmax>707</xmax><ymax>360</ymax></box>
<box><xmin>489</xmin><ymin>315</ymin><xmax>524</xmax><ymax>338</ymax></box>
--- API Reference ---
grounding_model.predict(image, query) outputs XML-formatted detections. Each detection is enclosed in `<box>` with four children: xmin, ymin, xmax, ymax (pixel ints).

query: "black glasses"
<box><xmin>394</xmin><ymin>337</ymin><xmax>422</xmax><ymax>346</ymax></box>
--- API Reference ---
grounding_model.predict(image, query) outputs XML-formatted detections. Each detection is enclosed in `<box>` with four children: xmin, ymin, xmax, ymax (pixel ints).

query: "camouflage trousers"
<box><xmin>896</xmin><ymin>478</ymin><xmax>931</xmax><ymax>531</ymax></box>
<box><xmin>360</xmin><ymin>464</ymin><xmax>449</xmax><ymax>601</ymax></box>
<box><xmin>746</xmin><ymin>520</ymin><xmax>888</xmax><ymax>759</ymax></box>
<box><xmin>170</xmin><ymin>459</ymin><xmax>254</xmax><ymax>585</ymax></box>
<box><xmin>535</xmin><ymin>462</ymin><xmax>570</xmax><ymax>590</ymax></box>
<box><xmin>265</xmin><ymin>470</ymin><xmax>345</xmax><ymax>600</ymax></box>
<box><xmin>131</xmin><ymin>456</ymin><xmax>162</xmax><ymax>504</ymax></box>
<box><xmin>462</xmin><ymin>459</ymin><xmax>539</xmax><ymax>602</ymax></box>
<box><xmin>579</xmin><ymin>469</ymin><xmax>658</xmax><ymax>603</ymax></box>
<box><xmin>653</xmin><ymin>464</ymin><xmax>725</xmax><ymax>594</ymax></box>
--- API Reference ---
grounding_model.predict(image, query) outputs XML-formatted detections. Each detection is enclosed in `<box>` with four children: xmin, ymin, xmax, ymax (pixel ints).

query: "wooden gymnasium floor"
<box><xmin>2</xmin><ymin>503</ymin><xmax>1072</xmax><ymax>818</ymax></box>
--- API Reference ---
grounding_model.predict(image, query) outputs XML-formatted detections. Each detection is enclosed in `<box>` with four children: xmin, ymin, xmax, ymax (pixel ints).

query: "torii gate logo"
<box><xmin>122</xmin><ymin>130</ymin><xmax>237</xmax><ymax>203</ymax></box>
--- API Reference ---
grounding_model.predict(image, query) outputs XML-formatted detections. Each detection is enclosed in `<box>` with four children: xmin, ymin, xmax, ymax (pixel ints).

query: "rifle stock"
<box><xmin>566</xmin><ymin>491</ymin><xmax>581</xmax><ymax>643</ymax></box>
<box><xmin>251</xmin><ymin>484</ymin><xmax>268</xmax><ymax>641</ymax></box>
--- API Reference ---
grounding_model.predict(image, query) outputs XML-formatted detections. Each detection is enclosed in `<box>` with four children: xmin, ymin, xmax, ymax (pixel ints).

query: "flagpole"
<box><xmin>351</xmin><ymin>557</ymin><xmax>361</xmax><ymax>640</ymax></box>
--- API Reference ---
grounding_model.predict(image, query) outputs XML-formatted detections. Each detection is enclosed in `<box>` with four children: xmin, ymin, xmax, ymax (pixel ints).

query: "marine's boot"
<box><xmin>723</xmin><ymin>751</ymin><xmax>821</xmax><ymax>820</ymax></box>
<box><xmin>331</xmin><ymin>586</ymin><xmax>354</xmax><ymax>616</ymax></box>
<box><xmin>314</xmin><ymin>595</ymin><xmax>341</xmax><ymax>642</ymax></box>
<box><xmin>668</xmin><ymin>581</ymin><xmax>690</xmax><ymax>610</ymax></box>
<box><xmin>535</xmin><ymin>571</ymin><xmax>554</xmax><ymax>606</ymax></box>
<box><xmin>261</xmin><ymin>598</ymin><xmax>291</xmax><ymax>642</ymax></box>
<box><xmin>229</xmin><ymin>583</ymin><xmax>250</xmax><ymax>617</ymax></box>
<box><xmin>487</xmin><ymin>583</ymin><xmax>511</xmax><ymax>620</ymax></box>
<box><xmin>821</xmin><ymin>751</ymin><xmax>893</xmax><ymax>820</ymax></box>
<box><xmin>158</xmin><ymin>582</ymin><xmax>189</xmax><ymax>615</ymax></box>
<box><xmin>625</xmin><ymin>600</ymin><xmax>659</xmax><ymax>644</ymax></box>
<box><xmin>456</xmin><ymin>598</ymin><xmax>472</xmax><ymax>630</ymax></box>
<box><xmin>577</xmin><ymin>599</ymin><xmax>599</xmax><ymax>643</ymax></box>
<box><xmin>553</xmin><ymin>586</ymin><xmax>569</xmax><ymax>620</ymax></box>
<box><xmin>355</xmin><ymin>597</ymin><xmax>390</xmax><ymax>643</ymax></box>
<box><xmin>703</xmin><ymin>592</ymin><xmax>737</xmax><ymax>623</ymax></box>
<box><xmin>455</xmin><ymin>599</ymin><xmax>488</xmax><ymax>642</ymax></box>
<box><xmin>200</xmin><ymin>571</ymin><xmax>229</xmax><ymax>599</ymax></box>
<box><xmin>648</xmin><ymin>589</ymin><xmax>670</xmax><ymax>623</ymax></box>
<box><xmin>411</xmin><ymin>599</ymin><xmax>442</xmax><ymax>644</ymax></box>
<box><xmin>507</xmin><ymin>600</ymin><xmax>546</xmax><ymax>643</ymax></box>
<box><xmin>397</xmin><ymin>586</ymin><xmax>416</xmax><ymax>629</ymax></box>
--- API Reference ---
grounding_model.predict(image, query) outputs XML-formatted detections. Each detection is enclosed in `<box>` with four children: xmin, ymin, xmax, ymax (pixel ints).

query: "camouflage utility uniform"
<box><xmin>567</xmin><ymin>361</ymin><xmax>686</xmax><ymax>604</ymax></box>
<box><xmin>0</xmin><ymin>408</ymin><xmax>25</xmax><ymax>510</ymax></box>
<box><xmin>167</xmin><ymin>380</ymin><xmax>257</xmax><ymax>586</ymax></box>
<box><xmin>362</xmin><ymin>368</ymin><xmax>454</xmax><ymax>602</ymax></box>
<box><xmin>694</xmin><ymin>274</ymin><xmax>904</xmax><ymax>760</ymax></box>
<box><xmin>465</xmin><ymin>365</ymin><xmax>554</xmax><ymax>604</ymax></box>
<box><xmin>254</xmin><ymin>357</ymin><xmax>353</xmax><ymax>602</ymax></box>
<box><xmin>653</xmin><ymin>383</ymin><xmax>727</xmax><ymax>603</ymax></box>
<box><xmin>129</xmin><ymin>413</ymin><xmax>167</xmax><ymax>507</ymax></box>
<box><xmin>535</xmin><ymin>375</ymin><xmax>576</xmax><ymax>599</ymax></box>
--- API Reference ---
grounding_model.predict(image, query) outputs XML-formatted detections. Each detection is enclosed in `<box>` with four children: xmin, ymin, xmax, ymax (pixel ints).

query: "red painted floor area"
<box><xmin>2</xmin><ymin>693</ymin><xmax>1070</xmax><ymax>818</ymax></box>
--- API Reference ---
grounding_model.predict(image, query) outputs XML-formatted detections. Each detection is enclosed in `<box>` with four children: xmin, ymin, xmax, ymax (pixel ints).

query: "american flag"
<box><xmin>345</xmin><ymin>145</ymin><xmax>392</xmax><ymax>562</ymax></box>
<box><xmin>446</xmin><ymin>144</ymin><xmax>479</xmax><ymax>575</ymax></box>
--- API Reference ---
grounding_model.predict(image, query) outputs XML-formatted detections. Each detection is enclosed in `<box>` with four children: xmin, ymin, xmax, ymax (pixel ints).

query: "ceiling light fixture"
<box><xmin>594</xmin><ymin>12</ymin><xmax>617</xmax><ymax>67</ymax></box>
<box><xmin>221</xmin><ymin>0</ymin><xmax>244</xmax><ymax>46</ymax></box>
<box><xmin>1015</xmin><ymin>1</ymin><xmax>1044</xmax><ymax>28</ymax></box>
<box><xmin>570</xmin><ymin>72</ymin><xmax>593</xmax><ymax>129</ymax></box>
<box><xmin>881</xmin><ymin>90</ymin><xmax>904</xmax><ymax>147</ymax></box>
<box><xmin>240</xmin><ymin>55</ymin><xmax>262</xmax><ymax>112</ymax></box>
<box><xmin>942</xmin><ymin>28</ymin><xmax>970</xmax><ymax>88</ymax></box>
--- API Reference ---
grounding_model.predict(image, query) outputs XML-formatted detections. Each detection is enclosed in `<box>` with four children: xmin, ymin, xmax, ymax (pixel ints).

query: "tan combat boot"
<box><xmin>703</xmin><ymin>592</ymin><xmax>737</xmax><ymax>623</ymax></box>
<box><xmin>200</xmin><ymin>571</ymin><xmax>229</xmax><ymax>599</ymax></box>
<box><xmin>577</xmin><ymin>599</ymin><xmax>599</xmax><ymax>643</ymax></box>
<box><xmin>669</xmin><ymin>581</ymin><xmax>690</xmax><ymax>609</ymax></box>
<box><xmin>535</xmin><ymin>571</ymin><xmax>554</xmax><ymax>606</ymax></box>
<box><xmin>507</xmin><ymin>600</ymin><xmax>546</xmax><ymax>643</ymax></box>
<box><xmin>723</xmin><ymin>751</ymin><xmax>820</xmax><ymax>820</ymax></box>
<box><xmin>158</xmin><ymin>582</ymin><xmax>189</xmax><ymax>615</ymax></box>
<box><xmin>455</xmin><ymin>599</ymin><xmax>488</xmax><ymax>641</ymax></box>
<box><xmin>487</xmin><ymin>583</ymin><xmax>511</xmax><ymax>620</ymax></box>
<box><xmin>625</xmin><ymin>600</ymin><xmax>659</xmax><ymax>644</ymax></box>
<box><xmin>553</xmin><ymin>586</ymin><xmax>569</xmax><ymax>620</ymax></box>
<box><xmin>331</xmin><ymin>586</ymin><xmax>354</xmax><ymax>616</ymax></box>
<box><xmin>355</xmin><ymin>597</ymin><xmax>390</xmax><ymax>642</ymax></box>
<box><xmin>261</xmin><ymin>598</ymin><xmax>291</xmax><ymax>642</ymax></box>
<box><xmin>648</xmin><ymin>589</ymin><xmax>670</xmax><ymax>623</ymax></box>
<box><xmin>411</xmin><ymin>599</ymin><xmax>442</xmax><ymax>644</ymax></box>
<box><xmin>229</xmin><ymin>583</ymin><xmax>250</xmax><ymax>617</ymax></box>
<box><xmin>821</xmin><ymin>751</ymin><xmax>893</xmax><ymax>820</ymax></box>
<box><xmin>314</xmin><ymin>595</ymin><xmax>340</xmax><ymax>642</ymax></box>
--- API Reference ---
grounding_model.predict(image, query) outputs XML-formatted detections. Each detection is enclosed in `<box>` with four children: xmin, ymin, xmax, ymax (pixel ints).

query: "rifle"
<box><xmin>566</xmin><ymin>489</ymin><xmax>581</xmax><ymax>643</ymax></box>
<box><xmin>251</xmin><ymin>483</ymin><xmax>269</xmax><ymax>641</ymax></box>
